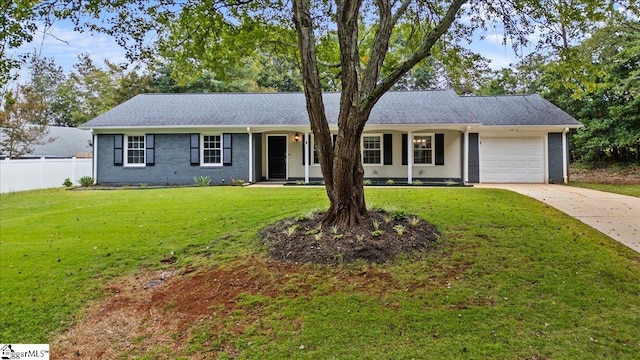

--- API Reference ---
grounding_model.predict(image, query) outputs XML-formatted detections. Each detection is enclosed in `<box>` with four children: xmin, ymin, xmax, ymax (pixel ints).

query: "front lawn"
<box><xmin>569</xmin><ymin>182</ymin><xmax>640</xmax><ymax>197</ymax></box>
<box><xmin>1</xmin><ymin>187</ymin><xmax>639</xmax><ymax>358</ymax></box>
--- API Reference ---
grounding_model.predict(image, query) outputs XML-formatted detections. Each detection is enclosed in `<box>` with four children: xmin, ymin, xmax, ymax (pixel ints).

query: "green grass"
<box><xmin>569</xmin><ymin>182</ymin><xmax>640</xmax><ymax>197</ymax></box>
<box><xmin>1</xmin><ymin>187</ymin><xmax>639</xmax><ymax>359</ymax></box>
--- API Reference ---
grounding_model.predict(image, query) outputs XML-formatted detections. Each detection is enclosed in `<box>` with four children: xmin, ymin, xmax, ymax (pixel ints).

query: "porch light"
<box><xmin>294</xmin><ymin>133</ymin><xmax>300</xmax><ymax>142</ymax></box>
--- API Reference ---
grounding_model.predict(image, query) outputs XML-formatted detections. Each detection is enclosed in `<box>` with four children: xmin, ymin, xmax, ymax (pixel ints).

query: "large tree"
<box><xmin>7</xmin><ymin>0</ymin><xmax>637</xmax><ymax>225</ymax></box>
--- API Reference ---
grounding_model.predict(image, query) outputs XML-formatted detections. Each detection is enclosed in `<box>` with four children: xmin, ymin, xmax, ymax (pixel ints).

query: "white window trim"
<box><xmin>361</xmin><ymin>133</ymin><xmax>383</xmax><ymax>166</ymax></box>
<box><xmin>310</xmin><ymin>134</ymin><xmax>336</xmax><ymax>166</ymax></box>
<box><xmin>200</xmin><ymin>134</ymin><xmax>223</xmax><ymax>167</ymax></box>
<box><xmin>412</xmin><ymin>133</ymin><xmax>435</xmax><ymax>166</ymax></box>
<box><xmin>124</xmin><ymin>134</ymin><xmax>146</xmax><ymax>167</ymax></box>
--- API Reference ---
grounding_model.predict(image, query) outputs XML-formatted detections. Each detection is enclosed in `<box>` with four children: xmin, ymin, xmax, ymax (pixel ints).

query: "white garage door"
<box><xmin>480</xmin><ymin>137</ymin><xmax>545</xmax><ymax>183</ymax></box>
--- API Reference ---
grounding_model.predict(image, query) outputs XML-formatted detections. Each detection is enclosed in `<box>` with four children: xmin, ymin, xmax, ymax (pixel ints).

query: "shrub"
<box><xmin>194</xmin><ymin>176</ymin><xmax>211</xmax><ymax>186</ymax></box>
<box><xmin>412</xmin><ymin>180</ymin><xmax>423</xmax><ymax>186</ymax></box>
<box><xmin>232</xmin><ymin>178</ymin><xmax>245</xmax><ymax>186</ymax></box>
<box><xmin>386</xmin><ymin>179</ymin><xmax>395</xmax><ymax>185</ymax></box>
<box><xmin>78</xmin><ymin>176</ymin><xmax>94</xmax><ymax>187</ymax></box>
<box><xmin>363</xmin><ymin>179</ymin><xmax>372</xmax><ymax>185</ymax></box>
<box><xmin>63</xmin><ymin>178</ymin><xmax>73</xmax><ymax>187</ymax></box>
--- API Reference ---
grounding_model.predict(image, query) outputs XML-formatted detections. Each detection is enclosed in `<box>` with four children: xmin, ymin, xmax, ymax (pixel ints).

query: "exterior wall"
<box><xmin>284</xmin><ymin>130</ymin><xmax>462</xmax><ymax>181</ymax></box>
<box><xmin>97</xmin><ymin>133</ymin><xmax>249</xmax><ymax>185</ymax></box>
<box><xmin>547</xmin><ymin>132</ymin><xmax>564</xmax><ymax>183</ymax></box>
<box><xmin>468</xmin><ymin>133</ymin><xmax>480</xmax><ymax>183</ymax></box>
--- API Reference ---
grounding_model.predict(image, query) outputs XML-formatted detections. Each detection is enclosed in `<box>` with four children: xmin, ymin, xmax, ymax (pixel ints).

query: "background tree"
<box><xmin>0</xmin><ymin>86</ymin><xmax>54</xmax><ymax>158</ymax></box>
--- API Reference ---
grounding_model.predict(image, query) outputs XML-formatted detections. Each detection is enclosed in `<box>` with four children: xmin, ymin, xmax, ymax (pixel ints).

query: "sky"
<box><xmin>11</xmin><ymin>18</ymin><xmax>534</xmax><ymax>78</ymax></box>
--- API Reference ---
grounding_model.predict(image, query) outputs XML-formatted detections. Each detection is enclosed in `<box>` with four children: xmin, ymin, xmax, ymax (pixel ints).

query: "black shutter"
<box><xmin>114</xmin><ymin>134</ymin><xmax>123</xmax><ymax>166</ymax></box>
<box><xmin>435</xmin><ymin>133</ymin><xmax>445</xmax><ymax>165</ymax></box>
<box><xmin>383</xmin><ymin>133</ymin><xmax>392</xmax><ymax>165</ymax></box>
<box><xmin>146</xmin><ymin>134</ymin><xmax>155</xmax><ymax>166</ymax></box>
<box><xmin>401</xmin><ymin>134</ymin><xmax>408</xmax><ymax>165</ymax></box>
<box><xmin>223</xmin><ymin>133</ymin><xmax>232</xmax><ymax>166</ymax></box>
<box><xmin>190</xmin><ymin>133</ymin><xmax>199</xmax><ymax>165</ymax></box>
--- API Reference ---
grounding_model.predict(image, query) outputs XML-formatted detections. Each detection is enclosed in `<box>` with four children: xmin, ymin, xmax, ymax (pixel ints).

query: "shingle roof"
<box><xmin>81</xmin><ymin>90</ymin><xmax>581</xmax><ymax>128</ymax></box>
<box><xmin>458</xmin><ymin>94</ymin><xmax>581</xmax><ymax>126</ymax></box>
<box><xmin>1</xmin><ymin>126</ymin><xmax>92</xmax><ymax>157</ymax></box>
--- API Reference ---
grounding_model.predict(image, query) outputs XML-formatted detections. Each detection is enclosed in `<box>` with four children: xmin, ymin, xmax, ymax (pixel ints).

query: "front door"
<box><xmin>268</xmin><ymin>136</ymin><xmax>287</xmax><ymax>179</ymax></box>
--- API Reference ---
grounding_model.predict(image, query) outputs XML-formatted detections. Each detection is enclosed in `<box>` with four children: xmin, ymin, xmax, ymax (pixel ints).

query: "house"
<box><xmin>0</xmin><ymin>125</ymin><xmax>92</xmax><ymax>159</ymax></box>
<box><xmin>79</xmin><ymin>90</ymin><xmax>581</xmax><ymax>185</ymax></box>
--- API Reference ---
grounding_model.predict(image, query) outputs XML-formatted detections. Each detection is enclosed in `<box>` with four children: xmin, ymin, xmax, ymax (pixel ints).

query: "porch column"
<box><xmin>562</xmin><ymin>127</ymin><xmax>569</xmax><ymax>184</ymax></box>
<box><xmin>463</xmin><ymin>126</ymin><xmax>470</xmax><ymax>184</ymax></box>
<box><xmin>304</xmin><ymin>132</ymin><xmax>310</xmax><ymax>183</ymax></box>
<box><xmin>247</xmin><ymin>127</ymin><xmax>253</xmax><ymax>183</ymax></box>
<box><xmin>92</xmin><ymin>131</ymin><xmax>98</xmax><ymax>185</ymax></box>
<box><xmin>407</xmin><ymin>131</ymin><xmax>413</xmax><ymax>183</ymax></box>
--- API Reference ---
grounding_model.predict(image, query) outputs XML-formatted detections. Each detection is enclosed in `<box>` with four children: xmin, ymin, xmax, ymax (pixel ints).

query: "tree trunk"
<box><xmin>321</xmin><ymin>115</ymin><xmax>368</xmax><ymax>226</ymax></box>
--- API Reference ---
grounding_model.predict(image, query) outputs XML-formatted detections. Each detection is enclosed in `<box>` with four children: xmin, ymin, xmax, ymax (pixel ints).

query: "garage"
<box><xmin>480</xmin><ymin>137</ymin><xmax>545</xmax><ymax>183</ymax></box>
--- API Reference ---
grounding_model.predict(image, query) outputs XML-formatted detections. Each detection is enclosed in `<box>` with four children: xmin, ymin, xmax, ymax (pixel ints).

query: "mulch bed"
<box><xmin>260</xmin><ymin>209</ymin><xmax>441</xmax><ymax>264</ymax></box>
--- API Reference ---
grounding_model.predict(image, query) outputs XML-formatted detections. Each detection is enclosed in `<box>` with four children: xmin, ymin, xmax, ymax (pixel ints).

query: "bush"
<box><xmin>78</xmin><ymin>176</ymin><xmax>94</xmax><ymax>187</ymax></box>
<box><xmin>194</xmin><ymin>176</ymin><xmax>211</xmax><ymax>186</ymax></box>
<box><xmin>63</xmin><ymin>178</ymin><xmax>73</xmax><ymax>187</ymax></box>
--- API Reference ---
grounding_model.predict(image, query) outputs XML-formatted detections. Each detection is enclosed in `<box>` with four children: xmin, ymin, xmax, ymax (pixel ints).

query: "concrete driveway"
<box><xmin>475</xmin><ymin>184</ymin><xmax>640</xmax><ymax>253</ymax></box>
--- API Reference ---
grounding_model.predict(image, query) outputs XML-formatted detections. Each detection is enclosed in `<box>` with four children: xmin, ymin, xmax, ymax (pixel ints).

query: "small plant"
<box><xmin>194</xmin><ymin>176</ymin><xmax>211</xmax><ymax>186</ymax></box>
<box><xmin>331</xmin><ymin>225</ymin><xmax>339</xmax><ymax>235</ymax></box>
<box><xmin>296</xmin><ymin>209</ymin><xmax>318</xmax><ymax>222</ymax></box>
<box><xmin>371</xmin><ymin>229</ymin><xmax>384</xmax><ymax>237</ymax></box>
<box><xmin>231</xmin><ymin>178</ymin><xmax>245</xmax><ymax>186</ymax></box>
<box><xmin>384</xmin><ymin>214</ymin><xmax>393</xmax><ymax>224</ymax></box>
<box><xmin>313</xmin><ymin>232</ymin><xmax>323</xmax><ymax>241</ymax></box>
<box><xmin>295</xmin><ymin>180</ymin><xmax>305</xmax><ymax>185</ymax></box>
<box><xmin>283</xmin><ymin>224</ymin><xmax>299</xmax><ymax>237</ymax></box>
<box><xmin>140</xmin><ymin>183</ymin><xmax>148</xmax><ymax>188</ymax></box>
<box><xmin>445</xmin><ymin>179</ymin><xmax>457</xmax><ymax>186</ymax></box>
<box><xmin>78</xmin><ymin>176</ymin><xmax>94</xmax><ymax>187</ymax></box>
<box><xmin>363</xmin><ymin>179</ymin><xmax>372</xmax><ymax>185</ymax></box>
<box><xmin>393</xmin><ymin>224</ymin><xmax>406</xmax><ymax>236</ymax></box>
<box><xmin>391</xmin><ymin>210</ymin><xmax>407</xmax><ymax>221</ymax></box>
<box><xmin>356</xmin><ymin>234</ymin><xmax>365</xmax><ymax>243</ymax></box>
<box><xmin>386</xmin><ymin>179</ymin><xmax>395</xmax><ymax>185</ymax></box>
<box><xmin>62</xmin><ymin>178</ymin><xmax>73</xmax><ymax>187</ymax></box>
<box><xmin>412</xmin><ymin>180</ymin><xmax>423</xmax><ymax>186</ymax></box>
<box><xmin>372</xmin><ymin>219</ymin><xmax>381</xmax><ymax>231</ymax></box>
<box><xmin>333</xmin><ymin>234</ymin><xmax>343</xmax><ymax>240</ymax></box>
<box><xmin>408</xmin><ymin>216</ymin><xmax>421</xmax><ymax>226</ymax></box>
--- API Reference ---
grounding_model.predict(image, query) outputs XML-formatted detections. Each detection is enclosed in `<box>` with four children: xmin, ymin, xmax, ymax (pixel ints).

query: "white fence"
<box><xmin>0</xmin><ymin>157</ymin><xmax>92</xmax><ymax>194</ymax></box>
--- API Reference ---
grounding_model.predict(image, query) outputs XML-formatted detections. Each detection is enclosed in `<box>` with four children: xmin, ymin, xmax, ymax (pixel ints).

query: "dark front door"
<box><xmin>268</xmin><ymin>136</ymin><xmax>287</xmax><ymax>179</ymax></box>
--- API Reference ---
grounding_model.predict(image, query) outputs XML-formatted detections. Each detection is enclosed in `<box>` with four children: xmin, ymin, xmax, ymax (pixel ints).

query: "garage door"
<box><xmin>480</xmin><ymin>137</ymin><xmax>545</xmax><ymax>183</ymax></box>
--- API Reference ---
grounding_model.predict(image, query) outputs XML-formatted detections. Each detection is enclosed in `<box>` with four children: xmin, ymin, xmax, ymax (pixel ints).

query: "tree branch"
<box><xmin>363</xmin><ymin>0</ymin><xmax>468</xmax><ymax>113</ymax></box>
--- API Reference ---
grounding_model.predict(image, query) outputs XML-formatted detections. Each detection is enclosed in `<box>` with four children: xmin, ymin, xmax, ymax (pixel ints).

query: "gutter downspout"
<box><xmin>562</xmin><ymin>127</ymin><xmax>569</xmax><ymax>184</ymax></box>
<box><xmin>247</xmin><ymin>127</ymin><xmax>253</xmax><ymax>183</ymax></box>
<box><xmin>91</xmin><ymin>130</ymin><xmax>98</xmax><ymax>185</ymax></box>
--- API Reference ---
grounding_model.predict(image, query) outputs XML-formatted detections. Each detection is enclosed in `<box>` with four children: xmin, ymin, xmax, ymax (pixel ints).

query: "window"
<box><xmin>202</xmin><ymin>135</ymin><xmax>222</xmax><ymax>165</ymax></box>
<box><xmin>362</xmin><ymin>135</ymin><xmax>382</xmax><ymax>165</ymax></box>
<box><xmin>413</xmin><ymin>134</ymin><xmax>433</xmax><ymax>165</ymax></box>
<box><xmin>125</xmin><ymin>135</ymin><xmax>145</xmax><ymax>166</ymax></box>
<box><xmin>311</xmin><ymin>135</ymin><xmax>337</xmax><ymax>165</ymax></box>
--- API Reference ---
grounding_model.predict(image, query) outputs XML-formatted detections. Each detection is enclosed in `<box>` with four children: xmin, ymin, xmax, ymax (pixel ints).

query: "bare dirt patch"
<box><xmin>53</xmin><ymin>257</ymin><xmax>420</xmax><ymax>359</ymax></box>
<box><xmin>260</xmin><ymin>209</ymin><xmax>441</xmax><ymax>264</ymax></box>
